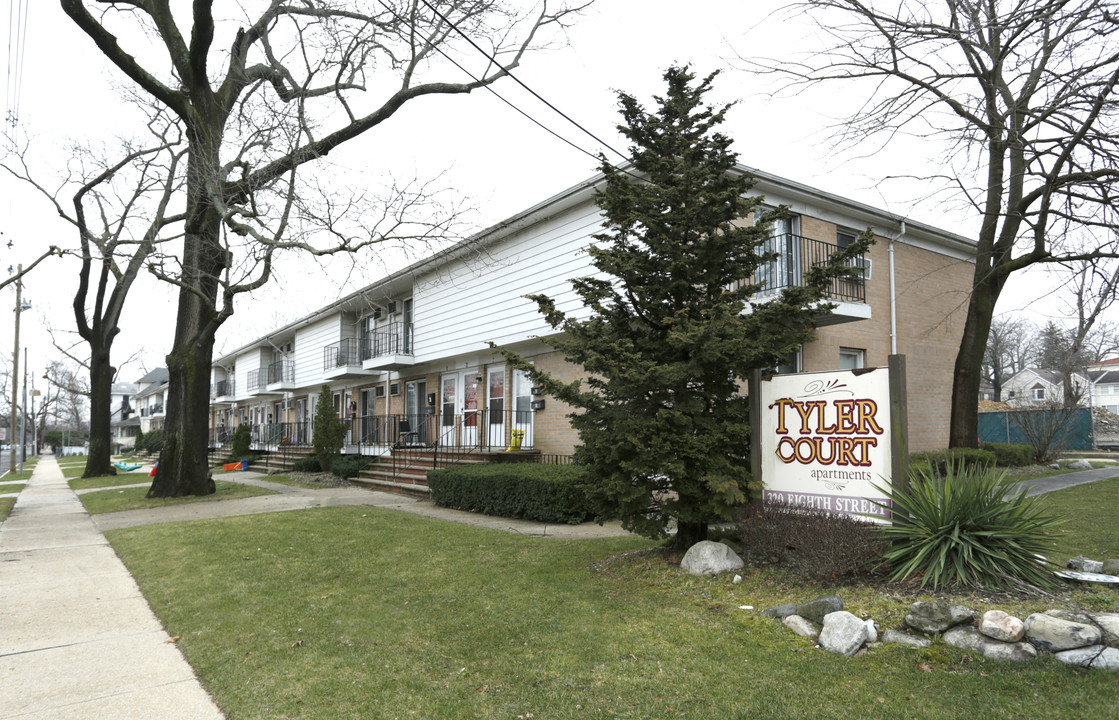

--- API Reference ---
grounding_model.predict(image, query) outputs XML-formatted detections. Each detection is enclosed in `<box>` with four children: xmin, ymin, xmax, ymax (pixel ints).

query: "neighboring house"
<box><xmin>133</xmin><ymin>368</ymin><xmax>169</xmax><ymax>434</ymax></box>
<box><xmin>110</xmin><ymin>381</ymin><xmax>140</xmax><ymax>450</ymax></box>
<box><xmin>206</xmin><ymin>163</ymin><xmax>976</xmax><ymax>485</ymax></box>
<box><xmin>1087</xmin><ymin>360</ymin><xmax>1119</xmax><ymax>414</ymax></box>
<box><xmin>978</xmin><ymin>380</ymin><xmax>996</xmax><ymax>403</ymax></box>
<box><xmin>1001</xmin><ymin>368</ymin><xmax>1089</xmax><ymax>407</ymax></box>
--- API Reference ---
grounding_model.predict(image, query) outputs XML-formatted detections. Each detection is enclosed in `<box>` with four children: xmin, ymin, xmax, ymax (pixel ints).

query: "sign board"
<box><xmin>753</xmin><ymin>358</ymin><xmax>907</xmax><ymax>523</ymax></box>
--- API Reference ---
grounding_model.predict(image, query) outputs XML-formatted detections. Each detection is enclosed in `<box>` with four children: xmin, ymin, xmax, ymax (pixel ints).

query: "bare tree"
<box><xmin>1050</xmin><ymin>259</ymin><xmax>1119</xmax><ymax>405</ymax></box>
<box><xmin>60</xmin><ymin>0</ymin><xmax>587</xmax><ymax>497</ymax></box>
<box><xmin>745</xmin><ymin>0</ymin><xmax>1119</xmax><ymax>447</ymax></box>
<box><xmin>983</xmin><ymin>315</ymin><xmax>1036</xmax><ymax>402</ymax></box>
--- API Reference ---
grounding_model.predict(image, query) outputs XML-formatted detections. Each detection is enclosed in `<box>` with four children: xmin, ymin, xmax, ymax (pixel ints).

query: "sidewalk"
<box><xmin>0</xmin><ymin>455</ymin><xmax>225</xmax><ymax>719</ymax></box>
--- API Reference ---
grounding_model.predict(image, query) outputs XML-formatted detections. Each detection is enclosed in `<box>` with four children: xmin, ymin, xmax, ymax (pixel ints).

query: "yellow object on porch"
<box><xmin>505</xmin><ymin>429</ymin><xmax>524</xmax><ymax>452</ymax></box>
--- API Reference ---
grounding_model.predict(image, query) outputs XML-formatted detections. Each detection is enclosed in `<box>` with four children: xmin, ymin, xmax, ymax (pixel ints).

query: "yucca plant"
<box><xmin>872</xmin><ymin>462</ymin><xmax>1064</xmax><ymax>590</ymax></box>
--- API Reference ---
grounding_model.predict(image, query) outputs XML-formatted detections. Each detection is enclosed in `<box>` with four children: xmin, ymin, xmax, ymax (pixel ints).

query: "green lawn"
<box><xmin>1036</xmin><ymin>476</ymin><xmax>1119</xmax><ymax>562</ymax></box>
<box><xmin>105</xmin><ymin>491</ymin><xmax>1119</xmax><ymax>720</ymax></box>
<box><xmin>0</xmin><ymin>482</ymin><xmax>26</xmax><ymax>494</ymax></box>
<box><xmin>79</xmin><ymin>481</ymin><xmax>276</xmax><ymax>515</ymax></box>
<box><xmin>0</xmin><ymin>497</ymin><xmax>13</xmax><ymax>522</ymax></box>
<box><xmin>69</xmin><ymin>473</ymin><xmax>152</xmax><ymax>491</ymax></box>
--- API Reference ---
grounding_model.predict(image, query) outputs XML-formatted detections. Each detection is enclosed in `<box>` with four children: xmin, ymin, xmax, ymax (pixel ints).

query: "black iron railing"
<box><xmin>212</xmin><ymin>379</ymin><xmax>235</xmax><ymax>398</ymax></box>
<box><xmin>735</xmin><ymin>234</ymin><xmax>866</xmax><ymax>303</ymax></box>
<box><xmin>361</xmin><ymin>322</ymin><xmax>414</xmax><ymax>360</ymax></box>
<box><xmin>247</xmin><ymin>369</ymin><xmax>262</xmax><ymax>392</ymax></box>
<box><xmin>323</xmin><ymin>338</ymin><xmax>363</xmax><ymax>370</ymax></box>
<box><xmin>266</xmin><ymin>360</ymin><xmax>295</xmax><ymax>384</ymax></box>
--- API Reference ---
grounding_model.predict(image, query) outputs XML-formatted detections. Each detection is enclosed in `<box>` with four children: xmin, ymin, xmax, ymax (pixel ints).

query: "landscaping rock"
<box><xmin>978</xmin><ymin>610</ymin><xmax>1025</xmax><ymax>642</ymax></box>
<box><xmin>881</xmin><ymin>629</ymin><xmax>932</xmax><ymax>649</ymax></box>
<box><xmin>864</xmin><ymin>619</ymin><xmax>878</xmax><ymax>643</ymax></box>
<box><xmin>762</xmin><ymin>603</ymin><xmax>798</xmax><ymax>619</ymax></box>
<box><xmin>1067</xmin><ymin>459</ymin><xmax>1093</xmax><ymax>470</ymax></box>
<box><xmin>905</xmin><ymin>600</ymin><xmax>975</xmax><ymax>634</ymax></box>
<box><xmin>1103</xmin><ymin>559</ymin><xmax>1119</xmax><ymax>575</ymax></box>
<box><xmin>1054</xmin><ymin>645</ymin><xmax>1119</xmax><ymax>670</ymax></box>
<box><xmin>1045</xmin><ymin>609</ymin><xmax>1095</xmax><ymax>625</ymax></box>
<box><xmin>782</xmin><ymin>615</ymin><xmax>818</xmax><ymax>639</ymax></box>
<box><xmin>819</xmin><ymin>611</ymin><xmax>869</xmax><ymax>656</ymax></box>
<box><xmin>1090</xmin><ymin>613</ymin><xmax>1119</xmax><ymax>647</ymax></box>
<box><xmin>1067</xmin><ymin>556</ymin><xmax>1104</xmax><ymax>573</ymax></box>
<box><xmin>796</xmin><ymin>595</ymin><xmax>843</xmax><ymax>624</ymax></box>
<box><xmin>943</xmin><ymin>627</ymin><xmax>1038</xmax><ymax>662</ymax></box>
<box><xmin>1025</xmin><ymin>613</ymin><xmax>1102</xmax><ymax>652</ymax></box>
<box><xmin>679</xmin><ymin>541</ymin><xmax>744</xmax><ymax>577</ymax></box>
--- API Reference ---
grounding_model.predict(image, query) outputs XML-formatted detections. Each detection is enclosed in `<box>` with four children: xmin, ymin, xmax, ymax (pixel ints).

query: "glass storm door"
<box><xmin>513</xmin><ymin>368</ymin><xmax>534</xmax><ymax>447</ymax></box>
<box><xmin>405</xmin><ymin>380</ymin><xmax>427</xmax><ymax>444</ymax></box>
<box><xmin>487</xmin><ymin>366</ymin><xmax>505</xmax><ymax>449</ymax></box>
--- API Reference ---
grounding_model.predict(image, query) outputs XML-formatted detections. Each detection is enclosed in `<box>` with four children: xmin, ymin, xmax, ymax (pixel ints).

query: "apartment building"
<box><xmin>207</xmin><ymin>164</ymin><xmax>976</xmax><ymax>472</ymax></box>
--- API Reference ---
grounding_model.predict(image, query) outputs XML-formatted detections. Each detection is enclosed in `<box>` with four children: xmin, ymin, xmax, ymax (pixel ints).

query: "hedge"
<box><xmin>979</xmin><ymin>442</ymin><xmax>1034</xmax><ymax>467</ymax></box>
<box><xmin>427</xmin><ymin>462</ymin><xmax>593</xmax><ymax>524</ymax></box>
<box><xmin>292</xmin><ymin>456</ymin><xmax>322</xmax><ymax>473</ymax></box>
<box><xmin>909</xmin><ymin>447</ymin><xmax>996</xmax><ymax>477</ymax></box>
<box><xmin>331</xmin><ymin>455</ymin><xmax>368</xmax><ymax>480</ymax></box>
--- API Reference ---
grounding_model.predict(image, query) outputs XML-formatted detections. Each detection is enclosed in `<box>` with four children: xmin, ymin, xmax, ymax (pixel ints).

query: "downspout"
<box><xmin>890</xmin><ymin>221</ymin><xmax>904</xmax><ymax>355</ymax></box>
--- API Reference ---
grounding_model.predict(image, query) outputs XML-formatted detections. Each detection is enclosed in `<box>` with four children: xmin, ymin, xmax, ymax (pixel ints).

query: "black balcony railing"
<box><xmin>212</xmin><ymin>379</ymin><xmax>235</xmax><ymax>398</ymax></box>
<box><xmin>247</xmin><ymin>369</ymin><xmax>262</xmax><ymax>392</ymax></box>
<box><xmin>734</xmin><ymin>233</ymin><xmax>866</xmax><ymax>303</ymax></box>
<box><xmin>361</xmin><ymin>322</ymin><xmax>414</xmax><ymax>360</ymax></box>
<box><xmin>323</xmin><ymin>338</ymin><xmax>363</xmax><ymax>370</ymax></box>
<box><xmin>266</xmin><ymin>360</ymin><xmax>295</xmax><ymax>384</ymax></box>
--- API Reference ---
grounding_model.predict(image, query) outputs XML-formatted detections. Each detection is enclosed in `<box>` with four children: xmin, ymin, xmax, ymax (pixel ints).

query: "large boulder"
<box><xmin>1025</xmin><ymin>613</ymin><xmax>1102</xmax><ymax>652</ymax></box>
<box><xmin>795</xmin><ymin>595</ymin><xmax>844</xmax><ymax>624</ymax></box>
<box><xmin>1067</xmin><ymin>459</ymin><xmax>1093</xmax><ymax>470</ymax></box>
<box><xmin>905</xmin><ymin>601</ymin><xmax>975</xmax><ymax>634</ymax></box>
<box><xmin>1054</xmin><ymin>645</ymin><xmax>1119</xmax><ymax>670</ymax></box>
<box><xmin>762</xmin><ymin>603</ymin><xmax>798</xmax><ymax>619</ymax></box>
<box><xmin>1067</xmin><ymin>556</ymin><xmax>1104</xmax><ymax>573</ymax></box>
<box><xmin>943</xmin><ymin>627</ymin><xmax>1038</xmax><ymax>662</ymax></box>
<box><xmin>978</xmin><ymin>610</ymin><xmax>1025</xmax><ymax>643</ymax></box>
<box><xmin>1090</xmin><ymin>613</ymin><xmax>1119</xmax><ymax>647</ymax></box>
<box><xmin>679</xmin><ymin>541</ymin><xmax>744</xmax><ymax>577</ymax></box>
<box><xmin>819</xmin><ymin>611</ymin><xmax>869</xmax><ymax>656</ymax></box>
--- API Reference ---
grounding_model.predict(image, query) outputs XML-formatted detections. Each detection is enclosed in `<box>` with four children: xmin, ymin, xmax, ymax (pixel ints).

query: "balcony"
<box><xmin>362</xmin><ymin>322</ymin><xmax>415</xmax><ymax>370</ymax></box>
<box><xmin>212</xmin><ymin>379</ymin><xmax>236</xmax><ymax>404</ymax></box>
<box><xmin>736</xmin><ymin>233</ymin><xmax>871</xmax><ymax>326</ymax></box>
<box><xmin>265</xmin><ymin>360</ymin><xmax>297</xmax><ymax>391</ymax></box>
<box><xmin>323</xmin><ymin>338</ymin><xmax>377</xmax><ymax>380</ymax></box>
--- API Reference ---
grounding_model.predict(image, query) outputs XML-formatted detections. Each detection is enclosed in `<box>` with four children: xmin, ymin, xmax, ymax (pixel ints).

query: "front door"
<box><xmin>487</xmin><ymin>366</ymin><xmax>505</xmax><ymax>449</ymax></box>
<box><xmin>441</xmin><ymin>372</ymin><xmax>479</xmax><ymax>447</ymax></box>
<box><xmin>513</xmin><ymin>368</ymin><xmax>534</xmax><ymax>448</ymax></box>
<box><xmin>405</xmin><ymin>380</ymin><xmax>427</xmax><ymax>445</ymax></box>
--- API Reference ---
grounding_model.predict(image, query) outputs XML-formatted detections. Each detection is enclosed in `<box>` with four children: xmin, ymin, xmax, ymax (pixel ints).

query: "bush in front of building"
<box><xmin>979</xmin><ymin>442</ymin><xmax>1034</xmax><ymax>467</ymax></box>
<box><xmin>137</xmin><ymin>429</ymin><xmax>163</xmax><ymax>454</ymax></box>
<box><xmin>330</xmin><ymin>455</ymin><xmax>368</xmax><ymax>480</ymax></box>
<box><xmin>909</xmin><ymin>447</ymin><xmax>996</xmax><ymax>477</ymax></box>
<box><xmin>292</xmin><ymin>456</ymin><xmax>322</xmax><ymax>473</ymax></box>
<box><xmin>427</xmin><ymin>463</ymin><xmax>593</xmax><ymax>524</ymax></box>
<box><xmin>313</xmin><ymin>385</ymin><xmax>347</xmax><ymax>473</ymax></box>
<box><xmin>231</xmin><ymin>424</ymin><xmax>252</xmax><ymax>459</ymax></box>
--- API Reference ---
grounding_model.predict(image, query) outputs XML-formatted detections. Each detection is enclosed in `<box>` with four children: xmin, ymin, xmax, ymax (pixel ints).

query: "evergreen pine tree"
<box><xmin>499</xmin><ymin>67</ymin><xmax>871</xmax><ymax>548</ymax></box>
<box><xmin>312</xmin><ymin>385</ymin><xmax>347</xmax><ymax>472</ymax></box>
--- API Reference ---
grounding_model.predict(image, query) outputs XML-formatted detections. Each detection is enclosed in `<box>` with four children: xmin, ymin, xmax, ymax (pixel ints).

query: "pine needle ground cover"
<box><xmin>107</xmin><ymin>506</ymin><xmax>1117</xmax><ymax>720</ymax></box>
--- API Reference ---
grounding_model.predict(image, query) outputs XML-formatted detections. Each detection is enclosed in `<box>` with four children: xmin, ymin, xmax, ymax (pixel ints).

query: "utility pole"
<box><xmin>19</xmin><ymin>349</ymin><xmax>26</xmax><ymax>473</ymax></box>
<box><xmin>8</xmin><ymin>264</ymin><xmax>22</xmax><ymax>476</ymax></box>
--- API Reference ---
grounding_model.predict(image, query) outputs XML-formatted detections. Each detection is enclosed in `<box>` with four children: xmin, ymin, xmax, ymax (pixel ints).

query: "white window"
<box><xmin>775</xmin><ymin>346</ymin><xmax>802</xmax><ymax>375</ymax></box>
<box><xmin>1032</xmin><ymin>387</ymin><xmax>1046</xmax><ymax>401</ymax></box>
<box><xmin>839</xmin><ymin>348</ymin><xmax>865</xmax><ymax>370</ymax></box>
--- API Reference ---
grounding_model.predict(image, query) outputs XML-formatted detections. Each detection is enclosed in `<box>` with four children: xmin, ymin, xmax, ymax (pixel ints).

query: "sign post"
<box><xmin>751</xmin><ymin>355</ymin><xmax>908</xmax><ymax>523</ymax></box>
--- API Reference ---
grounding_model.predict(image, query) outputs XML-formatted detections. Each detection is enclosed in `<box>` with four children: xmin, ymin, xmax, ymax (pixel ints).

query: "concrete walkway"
<box><xmin>0</xmin><ymin>455</ymin><xmax>226</xmax><ymax>719</ymax></box>
<box><xmin>1013</xmin><ymin>464</ymin><xmax>1119</xmax><ymax>497</ymax></box>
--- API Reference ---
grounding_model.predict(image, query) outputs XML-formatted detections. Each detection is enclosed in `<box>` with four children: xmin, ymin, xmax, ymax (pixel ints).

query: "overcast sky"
<box><xmin>0</xmin><ymin>0</ymin><xmax>1078</xmax><ymax>389</ymax></box>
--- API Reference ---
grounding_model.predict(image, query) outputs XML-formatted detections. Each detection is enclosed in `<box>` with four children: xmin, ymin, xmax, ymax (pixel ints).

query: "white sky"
<box><xmin>0</xmin><ymin>0</ymin><xmax>1079</xmax><ymax>390</ymax></box>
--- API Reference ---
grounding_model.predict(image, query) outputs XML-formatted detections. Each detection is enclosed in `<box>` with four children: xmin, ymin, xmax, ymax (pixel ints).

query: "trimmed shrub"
<box><xmin>231</xmin><ymin>424</ymin><xmax>252</xmax><ymax>459</ymax></box>
<box><xmin>313</xmin><ymin>385</ymin><xmax>346</xmax><ymax>473</ymax></box>
<box><xmin>909</xmin><ymin>447</ymin><xmax>995</xmax><ymax>476</ymax></box>
<box><xmin>427</xmin><ymin>462</ymin><xmax>593</xmax><ymax>524</ymax></box>
<box><xmin>737</xmin><ymin>501</ymin><xmax>885</xmax><ymax>582</ymax></box>
<box><xmin>873</xmin><ymin>461</ymin><xmax>1063</xmax><ymax>590</ymax></box>
<box><xmin>292</xmin><ymin>456</ymin><xmax>322</xmax><ymax>473</ymax></box>
<box><xmin>139</xmin><ymin>429</ymin><xmax>164</xmax><ymax>454</ymax></box>
<box><xmin>331</xmin><ymin>455</ymin><xmax>368</xmax><ymax>480</ymax></box>
<box><xmin>979</xmin><ymin>442</ymin><xmax>1034</xmax><ymax>467</ymax></box>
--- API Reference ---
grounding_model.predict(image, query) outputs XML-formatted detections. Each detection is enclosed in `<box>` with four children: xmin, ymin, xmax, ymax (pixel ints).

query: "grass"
<box><xmin>79</xmin><ymin>481</ymin><xmax>276</xmax><ymax>515</ymax></box>
<box><xmin>69</xmin><ymin>473</ymin><xmax>152</xmax><ymax>491</ymax></box>
<box><xmin>0</xmin><ymin>482</ymin><xmax>26</xmax><ymax>494</ymax></box>
<box><xmin>1035</xmin><ymin>475</ymin><xmax>1119</xmax><ymax>562</ymax></box>
<box><xmin>254</xmin><ymin>473</ymin><xmax>347</xmax><ymax>490</ymax></box>
<box><xmin>0</xmin><ymin>497</ymin><xmax>13</xmax><ymax>521</ymax></box>
<box><xmin>105</xmin><ymin>492</ymin><xmax>1119</xmax><ymax>720</ymax></box>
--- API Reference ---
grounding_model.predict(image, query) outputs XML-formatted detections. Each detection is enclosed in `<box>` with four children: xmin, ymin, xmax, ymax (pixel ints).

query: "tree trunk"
<box><xmin>147</xmin><ymin>132</ymin><xmax>225</xmax><ymax>498</ymax></box>
<box><xmin>672</xmin><ymin>521</ymin><xmax>708</xmax><ymax>551</ymax></box>
<box><xmin>949</xmin><ymin>273</ymin><xmax>1004</xmax><ymax>448</ymax></box>
<box><xmin>83</xmin><ymin>344</ymin><xmax>116</xmax><ymax>477</ymax></box>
